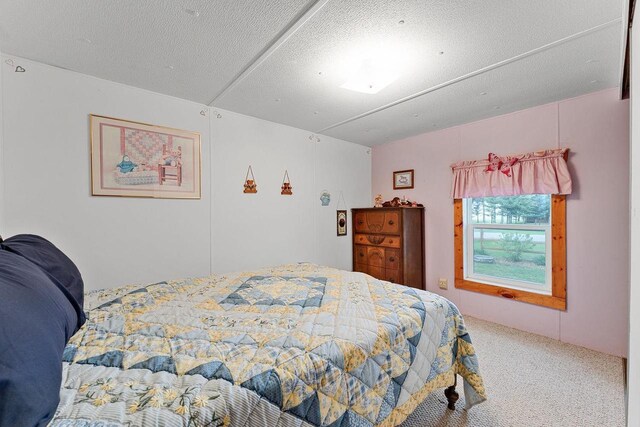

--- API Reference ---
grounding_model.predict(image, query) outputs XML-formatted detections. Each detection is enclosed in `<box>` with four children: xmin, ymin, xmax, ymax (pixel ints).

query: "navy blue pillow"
<box><xmin>0</xmin><ymin>235</ymin><xmax>86</xmax><ymax>427</ymax></box>
<box><xmin>0</xmin><ymin>252</ymin><xmax>77</xmax><ymax>426</ymax></box>
<box><xmin>1</xmin><ymin>234</ymin><xmax>86</xmax><ymax>329</ymax></box>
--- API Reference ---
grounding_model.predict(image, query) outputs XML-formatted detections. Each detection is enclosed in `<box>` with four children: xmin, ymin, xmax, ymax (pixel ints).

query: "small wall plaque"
<box><xmin>281</xmin><ymin>170</ymin><xmax>292</xmax><ymax>195</ymax></box>
<box><xmin>337</xmin><ymin>210</ymin><xmax>347</xmax><ymax>236</ymax></box>
<box><xmin>244</xmin><ymin>166</ymin><xmax>257</xmax><ymax>193</ymax></box>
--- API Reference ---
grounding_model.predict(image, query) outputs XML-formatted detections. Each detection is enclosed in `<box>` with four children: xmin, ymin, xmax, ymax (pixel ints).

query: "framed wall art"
<box><xmin>393</xmin><ymin>169</ymin><xmax>414</xmax><ymax>190</ymax></box>
<box><xmin>90</xmin><ymin>115</ymin><xmax>201</xmax><ymax>199</ymax></box>
<box><xmin>337</xmin><ymin>210</ymin><xmax>347</xmax><ymax>236</ymax></box>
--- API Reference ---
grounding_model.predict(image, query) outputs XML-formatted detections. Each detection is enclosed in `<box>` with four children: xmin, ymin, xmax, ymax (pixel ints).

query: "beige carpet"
<box><xmin>402</xmin><ymin>317</ymin><xmax>626</xmax><ymax>427</ymax></box>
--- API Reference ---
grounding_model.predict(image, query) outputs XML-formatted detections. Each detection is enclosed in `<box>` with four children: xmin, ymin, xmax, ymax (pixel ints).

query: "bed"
<box><xmin>51</xmin><ymin>263</ymin><xmax>486</xmax><ymax>426</ymax></box>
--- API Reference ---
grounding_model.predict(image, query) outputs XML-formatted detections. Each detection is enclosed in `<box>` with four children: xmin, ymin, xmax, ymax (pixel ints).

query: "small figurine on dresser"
<box><xmin>378</xmin><ymin>196</ymin><xmax>424</xmax><ymax>208</ymax></box>
<box><xmin>374</xmin><ymin>194</ymin><xmax>384</xmax><ymax>208</ymax></box>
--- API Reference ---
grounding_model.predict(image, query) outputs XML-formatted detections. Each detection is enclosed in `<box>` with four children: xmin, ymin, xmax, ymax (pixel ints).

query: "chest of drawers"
<box><xmin>352</xmin><ymin>207</ymin><xmax>425</xmax><ymax>290</ymax></box>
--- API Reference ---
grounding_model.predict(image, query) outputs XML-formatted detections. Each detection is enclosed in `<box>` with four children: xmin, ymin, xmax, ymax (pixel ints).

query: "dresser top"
<box><xmin>351</xmin><ymin>206</ymin><xmax>424</xmax><ymax>211</ymax></box>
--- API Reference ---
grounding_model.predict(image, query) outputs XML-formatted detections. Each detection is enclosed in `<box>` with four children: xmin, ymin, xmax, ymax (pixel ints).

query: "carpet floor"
<box><xmin>401</xmin><ymin>316</ymin><xmax>626</xmax><ymax>427</ymax></box>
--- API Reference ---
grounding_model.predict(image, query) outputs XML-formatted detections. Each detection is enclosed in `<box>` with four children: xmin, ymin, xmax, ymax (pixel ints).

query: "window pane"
<box><xmin>472</xmin><ymin>228</ymin><xmax>547</xmax><ymax>286</ymax></box>
<box><xmin>470</xmin><ymin>195</ymin><xmax>550</xmax><ymax>225</ymax></box>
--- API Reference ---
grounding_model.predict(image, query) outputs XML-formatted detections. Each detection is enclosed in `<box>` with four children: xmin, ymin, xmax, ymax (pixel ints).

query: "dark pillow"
<box><xmin>1</xmin><ymin>234</ymin><xmax>86</xmax><ymax>329</ymax></box>
<box><xmin>0</xmin><ymin>250</ymin><xmax>79</xmax><ymax>427</ymax></box>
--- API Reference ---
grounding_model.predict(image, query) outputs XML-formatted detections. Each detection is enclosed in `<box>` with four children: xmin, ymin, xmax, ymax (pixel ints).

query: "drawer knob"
<box><xmin>389</xmin><ymin>240</ymin><xmax>393</xmax><ymax>244</ymax></box>
<box><xmin>389</xmin><ymin>257</ymin><xmax>395</xmax><ymax>262</ymax></box>
<box><xmin>357</xmin><ymin>220</ymin><xmax>364</xmax><ymax>225</ymax></box>
<box><xmin>359</xmin><ymin>253</ymin><xmax>364</xmax><ymax>257</ymax></box>
<box><xmin>388</xmin><ymin>220</ymin><xmax>395</xmax><ymax>225</ymax></box>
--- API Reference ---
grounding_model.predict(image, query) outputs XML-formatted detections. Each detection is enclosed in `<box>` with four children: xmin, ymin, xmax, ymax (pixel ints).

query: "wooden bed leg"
<box><xmin>444</xmin><ymin>375</ymin><xmax>459</xmax><ymax>410</ymax></box>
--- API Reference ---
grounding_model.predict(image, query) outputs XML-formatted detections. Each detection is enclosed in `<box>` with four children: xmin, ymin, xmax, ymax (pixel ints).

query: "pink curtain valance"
<box><xmin>450</xmin><ymin>148</ymin><xmax>572</xmax><ymax>199</ymax></box>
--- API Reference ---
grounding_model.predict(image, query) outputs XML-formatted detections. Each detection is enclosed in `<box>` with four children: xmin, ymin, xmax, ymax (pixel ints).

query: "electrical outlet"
<box><xmin>438</xmin><ymin>278</ymin><xmax>448</xmax><ymax>290</ymax></box>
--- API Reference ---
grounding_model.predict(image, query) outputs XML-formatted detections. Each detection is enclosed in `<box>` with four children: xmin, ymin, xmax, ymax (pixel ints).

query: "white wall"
<box><xmin>211</xmin><ymin>110</ymin><xmax>370</xmax><ymax>273</ymax></box>
<box><xmin>628</xmin><ymin>23</ymin><xmax>640</xmax><ymax>427</ymax></box>
<box><xmin>0</xmin><ymin>55</ymin><xmax>371</xmax><ymax>291</ymax></box>
<box><xmin>1</xmin><ymin>56</ymin><xmax>212</xmax><ymax>291</ymax></box>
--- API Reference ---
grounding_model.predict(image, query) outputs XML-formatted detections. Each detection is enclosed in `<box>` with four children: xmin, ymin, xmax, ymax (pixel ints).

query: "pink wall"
<box><xmin>372</xmin><ymin>88</ymin><xmax>629</xmax><ymax>357</ymax></box>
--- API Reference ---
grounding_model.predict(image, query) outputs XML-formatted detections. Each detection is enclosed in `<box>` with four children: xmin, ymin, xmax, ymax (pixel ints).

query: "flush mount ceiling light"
<box><xmin>340</xmin><ymin>57</ymin><xmax>400</xmax><ymax>94</ymax></box>
<box><xmin>183</xmin><ymin>8</ymin><xmax>200</xmax><ymax>16</ymax></box>
<box><xmin>334</xmin><ymin>40</ymin><xmax>413</xmax><ymax>95</ymax></box>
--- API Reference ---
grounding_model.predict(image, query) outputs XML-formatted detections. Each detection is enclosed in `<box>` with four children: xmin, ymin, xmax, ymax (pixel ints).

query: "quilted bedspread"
<box><xmin>51</xmin><ymin>264</ymin><xmax>485</xmax><ymax>427</ymax></box>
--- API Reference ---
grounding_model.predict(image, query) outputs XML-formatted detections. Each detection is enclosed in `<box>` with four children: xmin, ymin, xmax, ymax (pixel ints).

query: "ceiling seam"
<box><xmin>317</xmin><ymin>18</ymin><xmax>623</xmax><ymax>134</ymax></box>
<box><xmin>207</xmin><ymin>0</ymin><xmax>331</xmax><ymax>106</ymax></box>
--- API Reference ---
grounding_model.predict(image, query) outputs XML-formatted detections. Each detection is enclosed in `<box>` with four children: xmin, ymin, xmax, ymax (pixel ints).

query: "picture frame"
<box><xmin>393</xmin><ymin>169</ymin><xmax>414</xmax><ymax>190</ymax></box>
<box><xmin>337</xmin><ymin>210</ymin><xmax>347</xmax><ymax>236</ymax></box>
<box><xmin>90</xmin><ymin>115</ymin><xmax>201</xmax><ymax>199</ymax></box>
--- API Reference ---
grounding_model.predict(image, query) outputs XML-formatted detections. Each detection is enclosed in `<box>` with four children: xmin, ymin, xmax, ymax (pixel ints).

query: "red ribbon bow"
<box><xmin>485</xmin><ymin>153</ymin><xmax>518</xmax><ymax>177</ymax></box>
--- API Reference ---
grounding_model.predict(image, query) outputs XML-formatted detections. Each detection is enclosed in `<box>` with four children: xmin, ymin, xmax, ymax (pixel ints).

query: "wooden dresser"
<box><xmin>352</xmin><ymin>207</ymin><xmax>425</xmax><ymax>290</ymax></box>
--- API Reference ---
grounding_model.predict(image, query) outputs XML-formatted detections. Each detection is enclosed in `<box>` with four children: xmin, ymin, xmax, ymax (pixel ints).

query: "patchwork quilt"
<box><xmin>52</xmin><ymin>264</ymin><xmax>486</xmax><ymax>427</ymax></box>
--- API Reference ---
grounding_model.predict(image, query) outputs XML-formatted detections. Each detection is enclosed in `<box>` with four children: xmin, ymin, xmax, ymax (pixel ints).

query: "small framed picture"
<box><xmin>337</xmin><ymin>210</ymin><xmax>347</xmax><ymax>236</ymax></box>
<box><xmin>393</xmin><ymin>169</ymin><xmax>414</xmax><ymax>190</ymax></box>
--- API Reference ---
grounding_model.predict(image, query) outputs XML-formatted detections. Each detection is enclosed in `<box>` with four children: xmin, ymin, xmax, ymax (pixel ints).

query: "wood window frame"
<box><xmin>453</xmin><ymin>195</ymin><xmax>567</xmax><ymax>310</ymax></box>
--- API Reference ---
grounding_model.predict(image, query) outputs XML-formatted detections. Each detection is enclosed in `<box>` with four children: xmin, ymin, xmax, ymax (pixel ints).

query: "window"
<box><xmin>454</xmin><ymin>195</ymin><xmax>566</xmax><ymax>310</ymax></box>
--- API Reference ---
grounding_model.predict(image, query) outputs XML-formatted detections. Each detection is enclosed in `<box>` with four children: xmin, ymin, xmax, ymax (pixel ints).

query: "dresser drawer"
<box><xmin>354</xmin><ymin>234</ymin><xmax>401</xmax><ymax>248</ymax></box>
<box><xmin>367</xmin><ymin>265</ymin><xmax>384</xmax><ymax>279</ymax></box>
<box><xmin>385</xmin><ymin>249</ymin><xmax>400</xmax><ymax>270</ymax></box>
<box><xmin>354</xmin><ymin>245</ymin><xmax>368</xmax><ymax>264</ymax></box>
<box><xmin>354</xmin><ymin>211</ymin><xmax>400</xmax><ymax>234</ymax></box>
<box><xmin>367</xmin><ymin>247</ymin><xmax>385</xmax><ymax>267</ymax></box>
<box><xmin>384</xmin><ymin>268</ymin><xmax>400</xmax><ymax>284</ymax></box>
<box><xmin>354</xmin><ymin>263</ymin><xmax>368</xmax><ymax>275</ymax></box>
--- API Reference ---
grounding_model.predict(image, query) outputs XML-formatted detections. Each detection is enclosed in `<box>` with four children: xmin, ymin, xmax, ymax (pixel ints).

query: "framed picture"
<box><xmin>90</xmin><ymin>115</ymin><xmax>201</xmax><ymax>199</ymax></box>
<box><xmin>393</xmin><ymin>169</ymin><xmax>414</xmax><ymax>190</ymax></box>
<box><xmin>337</xmin><ymin>210</ymin><xmax>347</xmax><ymax>236</ymax></box>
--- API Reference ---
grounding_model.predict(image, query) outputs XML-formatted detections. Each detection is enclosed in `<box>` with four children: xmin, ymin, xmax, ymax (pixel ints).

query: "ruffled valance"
<box><xmin>450</xmin><ymin>148</ymin><xmax>572</xmax><ymax>199</ymax></box>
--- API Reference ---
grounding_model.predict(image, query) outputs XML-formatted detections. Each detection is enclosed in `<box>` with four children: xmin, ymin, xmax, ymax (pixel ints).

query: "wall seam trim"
<box><xmin>209</xmin><ymin>111</ymin><xmax>213</xmax><ymax>275</ymax></box>
<box><xmin>0</xmin><ymin>55</ymin><xmax>5</xmax><ymax>234</ymax></box>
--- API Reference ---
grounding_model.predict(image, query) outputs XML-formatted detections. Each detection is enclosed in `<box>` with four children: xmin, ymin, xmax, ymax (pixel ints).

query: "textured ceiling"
<box><xmin>0</xmin><ymin>0</ymin><xmax>627</xmax><ymax>146</ymax></box>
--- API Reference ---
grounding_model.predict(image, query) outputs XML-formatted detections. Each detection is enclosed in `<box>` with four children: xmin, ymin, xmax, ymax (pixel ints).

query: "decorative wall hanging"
<box><xmin>281</xmin><ymin>170</ymin><xmax>293</xmax><ymax>195</ymax></box>
<box><xmin>393</xmin><ymin>169</ymin><xmax>414</xmax><ymax>189</ymax></box>
<box><xmin>450</xmin><ymin>148</ymin><xmax>572</xmax><ymax>198</ymax></box>
<box><xmin>90</xmin><ymin>115</ymin><xmax>201</xmax><ymax>199</ymax></box>
<box><xmin>336</xmin><ymin>191</ymin><xmax>348</xmax><ymax>236</ymax></box>
<box><xmin>336</xmin><ymin>210</ymin><xmax>347</xmax><ymax>236</ymax></box>
<box><xmin>320</xmin><ymin>190</ymin><xmax>331</xmax><ymax>206</ymax></box>
<box><xmin>243</xmin><ymin>166</ymin><xmax>257</xmax><ymax>193</ymax></box>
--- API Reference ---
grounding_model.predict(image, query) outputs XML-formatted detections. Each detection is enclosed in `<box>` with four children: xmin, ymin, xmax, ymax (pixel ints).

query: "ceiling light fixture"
<box><xmin>183</xmin><ymin>8</ymin><xmax>200</xmax><ymax>17</ymax></box>
<box><xmin>340</xmin><ymin>57</ymin><xmax>400</xmax><ymax>94</ymax></box>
